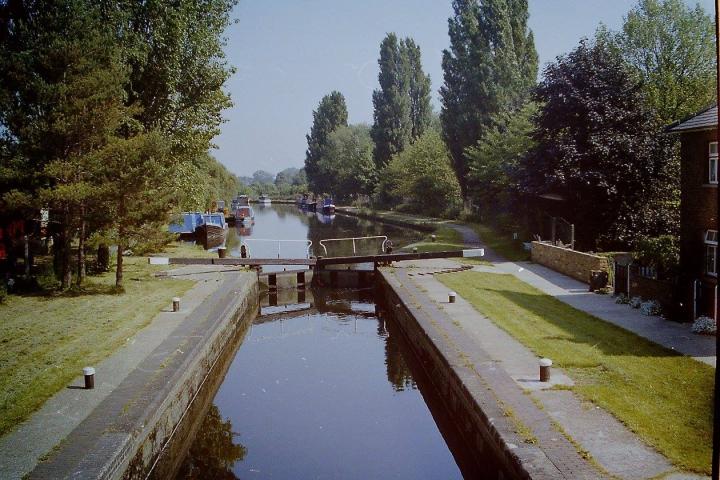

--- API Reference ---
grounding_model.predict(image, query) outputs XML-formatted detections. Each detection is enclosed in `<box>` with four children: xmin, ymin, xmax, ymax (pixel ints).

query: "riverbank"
<box><xmin>336</xmin><ymin>206</ymin><xmax>529</xmax><ymax>261</ymax></box>
<box><xmin>379</xmin><ymin>259</ymin><xmax>710</xmax><ymax>478</ymax></box>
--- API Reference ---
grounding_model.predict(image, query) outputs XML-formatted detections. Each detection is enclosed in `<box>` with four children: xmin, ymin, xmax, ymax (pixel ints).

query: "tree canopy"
<box><xmin>304</xmin><ymin>91</ymin><xmax>348</xmax><ymax>193</ymax></box>
<box><xmin>440</xmin><ymin>0</ymin><xmax>537</xmax><ymax>199</ymax></box>
<box><xmin>521</xmin><ymin>38</ymin><xmax>675</xmax><ymax>249</ymax></box>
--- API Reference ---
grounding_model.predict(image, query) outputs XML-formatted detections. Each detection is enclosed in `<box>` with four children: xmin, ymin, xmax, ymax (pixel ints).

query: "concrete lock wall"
<box><xmin>376</xmin><ymin>272</ymin><xmax>530</xmax><ymax>480</ymax></box>
<box><xmin>123</xmin><ymin>272</ymin><xmax>259</xmax><ymax>479</ymax></box>
<box><xmin>531</xmin><ymin>241</ymin><xmax>609</xmax><ymax>284</ymax></box>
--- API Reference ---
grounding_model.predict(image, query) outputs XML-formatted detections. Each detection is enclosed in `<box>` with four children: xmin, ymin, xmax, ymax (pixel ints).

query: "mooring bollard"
<box><xmin>83</xmin><ymin>367</ymin><xmax>95</xmax><ymax>389</ymax></box>
<box><xmin>431</xmin><ymin>234</ymin><xmax>436</xmax><ymax>242</ymax></box>
<box><xmin>413</xmin><ymin>247</ymin><xmax>418</xmax><ymax>253</ymax></box>
<box><xmin>172</xmin><ymin>297</ymin><xmax>181</xmax><ymax>312</ymax></box>
<box><xmin>217</xmin><ymin>247</ymin><xmax>227</xmax><ymax>259</ymax></box>
<box><xmin>539</xmin><ymin>358</ymin><xmax>552</xmax><ymax>382</ymax></box>
<box><xmin>448</xmin><ymin>291</ymin><xmax>456</xmax><ymax>303</ymax></box>
<box><xmin>240</xmin><ymin>245</ymin><xmax>248</xmax><ymax>258</ymax></box>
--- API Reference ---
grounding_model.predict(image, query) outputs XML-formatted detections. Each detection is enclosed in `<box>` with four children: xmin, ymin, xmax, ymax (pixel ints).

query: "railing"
<box><xmin>241</xmin><ymin>239</ymin><xmax>313</xmax><ymax>259</ymax></box>
<box><xmin>318</xmin><ymin>236</ymin><xmax>388</xmax><ymax>257</ymax></box>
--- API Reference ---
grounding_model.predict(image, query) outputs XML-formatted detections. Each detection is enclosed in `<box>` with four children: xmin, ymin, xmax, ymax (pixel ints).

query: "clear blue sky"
<box><xmin>215</xmin><ymin>0</ymin><xmax>715</xmax><ymax>177</ymax></box>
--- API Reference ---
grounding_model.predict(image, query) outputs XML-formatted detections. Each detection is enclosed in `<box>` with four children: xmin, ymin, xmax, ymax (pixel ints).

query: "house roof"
<box><xmin>667</xmin><ymin>104</ymin><xmax>717</xmax><ymax>133</ymax></box>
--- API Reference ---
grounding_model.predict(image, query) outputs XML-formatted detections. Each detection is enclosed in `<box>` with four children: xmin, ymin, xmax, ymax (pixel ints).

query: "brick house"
<box><xmin>668</xmin><ymin>105</ymin><xmax>718</xmax><ymax>320</ymax></box>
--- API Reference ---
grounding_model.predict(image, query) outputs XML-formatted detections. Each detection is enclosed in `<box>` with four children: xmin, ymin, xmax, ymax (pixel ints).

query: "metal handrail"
<box><xmin>241</xmin><ymin>239</ymin><xmax>313</xmax><ymax>259</ymax></box>
<box><xmin>318</xmin><ymin>236</ymin><xmax>388</xmax><ymax>257</ymax></box>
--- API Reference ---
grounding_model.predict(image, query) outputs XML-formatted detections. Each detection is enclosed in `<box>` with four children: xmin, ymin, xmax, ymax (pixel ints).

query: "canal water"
<box><xmin>173</xmin><ymin>205</ymin><xmax>479</xmax><ymax>479</ymax></box>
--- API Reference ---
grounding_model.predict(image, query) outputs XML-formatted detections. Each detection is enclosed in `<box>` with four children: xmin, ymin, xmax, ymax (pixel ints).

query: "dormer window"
<box><xmin>710</xmin><ymin>142</ymin><xmax>718</xmax><ymax>184</ymax></box>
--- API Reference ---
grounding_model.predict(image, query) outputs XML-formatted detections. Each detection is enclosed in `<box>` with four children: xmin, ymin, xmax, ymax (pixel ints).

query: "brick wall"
<box><xmin>531</xmin><ymin>241</ymin><xmax>609</xmax><ymax>284</ymax></box>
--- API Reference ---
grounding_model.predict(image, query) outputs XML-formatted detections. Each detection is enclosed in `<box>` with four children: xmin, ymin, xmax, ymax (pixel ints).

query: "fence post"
<box><xmin>551</xmin><ymin>217</ymin><xmax>557</xmax><ymax>244</ymax></box>
<box><xmin>570</xmin><ymin>224</ymin><xmax>575</xmax><ymax>250</ymax></box>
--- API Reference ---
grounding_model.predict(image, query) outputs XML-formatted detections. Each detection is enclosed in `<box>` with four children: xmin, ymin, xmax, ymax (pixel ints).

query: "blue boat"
<box><xmin>322</xmin><ymin>197</ymin><xmax>335</xmax><ymax>214</ymax></box>
<box><xmin>169</xmin><ymin>212</ymin><xmax>204</xmax><ymax>236</ymax></box>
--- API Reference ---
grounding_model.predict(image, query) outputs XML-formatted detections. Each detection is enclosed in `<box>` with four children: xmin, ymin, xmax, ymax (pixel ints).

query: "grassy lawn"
<box><xmin>469</xmin><ymin>223</ymin><xmax>530</xmax><ymax>262</ymax></box>
<box><xmin>401</xmin><ymin>226</ymin><xmax>465</xmax><ymax>252</ymax></box>
<box><xmin>438</xmin><ymin>271</ymin><xmax>713</xmax><ymax>474</ymax></box>
<box><xmin>0</xmin><ymin>246</ymin><xmax>202</xmax><ymax>436</ymax></box>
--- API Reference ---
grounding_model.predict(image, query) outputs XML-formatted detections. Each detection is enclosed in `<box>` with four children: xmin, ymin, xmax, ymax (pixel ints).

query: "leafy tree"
<box><xmin>304</xmin><ymin>91</ymin><xmax>348</xmax><ymax>193</ymax></box>
<box><xmin>380</xmin><ymin>131</ymin><xmax>461</xmax><ymax>217</ymax></box>
<box><xmin>521</xmin><ymin>38</ymin><xmax>675</xmax><ymax>250</ymax></box>
<box><xmin>0</xmin><ymin>0</ymin><xmax>130</xmax><ymax>288</ymax></box>
<box><xmin>321</xmin><ymin>124</ymin><xmax>377</xmax><ymax>201</ymax></box>
<box><xmin>465</xmin><ymin>101</ymin><xmax>538</xmax><ymax>220</ymax></box>
<box><xmin>251</xmin><ymin>170</ymin><xmax>275</xmax><ymax>185</ymax></box>
<box><xmin>275</xmin><ymin>167</ymin><xmax>300</xmax><ymax>186</ymax></box>
<box><xmin>440</xmin><ymin>0</ymin><xmax>537</xmax><ymax>199</ymax></box>
<box><xmin>605</xmin><ymin>0</ymin><xmax>716</xmax><ymax>124</ymax></box>
<box><xmin>371</xmin><ymin>34</ymin><xmax>432</xmax><ymax>170</ymax></box>
<box><xmin>404</xmin><ymin>38</ymin><xmax>433</xmax><ymax>141</ymax></box>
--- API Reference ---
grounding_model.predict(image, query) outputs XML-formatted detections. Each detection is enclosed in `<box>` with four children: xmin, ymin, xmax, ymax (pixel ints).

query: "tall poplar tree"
<box><xmin>304</xmin><ymin>91</ymin><xmax>349</xmax><ymax>193</ymax></box>
<box><xmin>440</xmin><ymin>0</ymin><xmax>537</xmax><ymax>199</ymax></box>
<box><xmin>370</xmin><ymin>34</ymin><xmax>432</xmax><ymax>170</ymax></box>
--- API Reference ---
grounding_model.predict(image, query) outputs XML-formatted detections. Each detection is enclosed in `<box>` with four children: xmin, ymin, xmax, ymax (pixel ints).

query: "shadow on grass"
<box><xmin>475</xmin><ymin>282</ymin><xmax>685</xmax><ymax>359</ymax></box>
<box><xmin>15</xmin><ymin>282</ymin><xmax>125</xmax><ymax>299</ymax></box>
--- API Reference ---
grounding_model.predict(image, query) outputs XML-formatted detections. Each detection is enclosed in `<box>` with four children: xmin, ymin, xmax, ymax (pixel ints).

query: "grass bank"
<box><xmin>438</xmin><ymin>270</ymin><xmax>713</xmax><ymax>474</ymax></box>
<box><xmin>0</xmin><ymin>242</ymin><xmax>211</xmax><ymax>436</ymax></box>
<box><xmin>339</xmin><ymin>207</ymin><xmax>527</xmax><ymax>262</ymax></box>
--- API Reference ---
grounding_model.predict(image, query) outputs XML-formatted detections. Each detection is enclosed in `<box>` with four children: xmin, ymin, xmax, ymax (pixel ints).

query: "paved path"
<box><xmin>0</xmin><ymin>265</ymin><xmax>245</xmax><ymax>480</ymax></box>
<box><xmin>443</xmin><ymin>224</ymin><xmax>716</xmax><ymax>367</ymax></box>
<box><xmin>394</xmin><ymin>258</ymin><xmax>706</xmax><ymax>480</ymax></box>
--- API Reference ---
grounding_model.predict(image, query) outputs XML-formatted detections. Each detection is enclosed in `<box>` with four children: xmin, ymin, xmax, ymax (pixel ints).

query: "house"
<box><xmin>668</xmin><ymin>105</ymin><xmax>718</xmax><ymax>320</ymax></box>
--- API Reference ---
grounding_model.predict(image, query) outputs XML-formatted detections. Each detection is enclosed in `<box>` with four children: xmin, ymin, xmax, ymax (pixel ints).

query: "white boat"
<box><xmin>258</xmin><ymin>194</ymin><xmax>272</xmax><ymax>205</ymax></box>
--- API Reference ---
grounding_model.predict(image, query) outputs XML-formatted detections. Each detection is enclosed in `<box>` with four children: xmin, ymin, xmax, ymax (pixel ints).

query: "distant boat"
<box><xmin>194</xmin><ymin>213</ymin><xmax>227</xmax><ymax>246</ymax></box>
<box><xmin>321</xmin><ymin>197</ymin><xmax>335</xmax><ymax>215</ymax></box>
<box><xmin>235</xmin><ymin>205</ymin><xmax>255</xmax><ymax>224</ymax></box>
<box><xmin>231</xmin><ymin>194</ymin><xmax>250</xmax><ymax>211</ymax></box>
<box><xmin>169</xmin><ymin>212</ymin><xmax>204</xmax><ymax>237</ymax></box>
<box><xmin>298</xmin><ymin>194</ymin><xmax>316</xmax><ymax>212</ymax></box>
<box><xmin>257</xmin><ymin>194</ymin><xmax>271</xmax><ymax>205</ymax></box>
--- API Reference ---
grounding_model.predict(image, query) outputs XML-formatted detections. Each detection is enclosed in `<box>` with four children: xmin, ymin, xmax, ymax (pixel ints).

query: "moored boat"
<box><xmin>169</xmin><ymin>212</ymin><xmax>204</xmax><ymax>238</ymax></box>
<box><xmin>321</xmin><ymin>197</ymin><xmax>335</xmax><ymax>215</ymax></box>
<box><xmin>257</xmin><ymin>194</ymin><xmax>271</xmax><ymax>205</ymax></box>
<box><xmin>194</xmin><ymin>212</ymin><xmax>227</xmax><ymax>247</ymax></box>
<box><xmin>235</xmin><ymin>205</ymin><xmax>255</xmax><ymax>224</ymax></box>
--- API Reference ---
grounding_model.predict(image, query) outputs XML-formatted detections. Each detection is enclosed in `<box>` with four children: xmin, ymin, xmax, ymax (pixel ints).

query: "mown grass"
<box><xmin>438</xmin><ymin>271</ymin><xmax>713</xmax><ymax>474</ymax></box>
<box><xmin>469</xmin><ymin>223</ymin><xmax>530</xmax><ymax>262</ymax></box>
<box><xmin>0</xmin><ymin>248</ymin><xmax>197</xmax><ymax>436</ymax></box>
<box><xmin>401</xmin><ymin>227</ymin><xmax>490</xmax><ymax>265</ymax></box>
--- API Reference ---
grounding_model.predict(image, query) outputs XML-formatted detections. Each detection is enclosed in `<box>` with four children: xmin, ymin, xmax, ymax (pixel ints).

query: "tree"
<box><xmin>380</xmin><ymin>130</ymin><xmax>461</xmax><ymax>217</ymax></box>
<box><xmin>440</xmin><ymin>0</ymin><xmax>537</xmax><ymax>199</ymax></box>
<box><xmin>608</xmin><ymin>0</ymin><xmax>716</xmax><ymax>124</ymax></box>
<box><xmin>465</xmin><ymin>101</ymin><xmax>538</xmax><ymax>220</ymax></box>
<box><xmin>521</xmin><ymin>38</ymin><xmax>675</xmax><ymax>250</ymax></box>
<box><xmin>251</xmin><ymin>170</ymin><xmax>275</xmax><ymax>185</ymax></box>
<box><xmin>304</xmin><ymin>91</ymin><xmax>348</xmax><ymax>193</ymax></box>
<box><xmin>0</xmin><ymin>0</ymin><xmax>129</xmax><ymax>288</ymax></box>
<box><xmin>370</xmin><ymin>34</ymin><xmax>432</xmax><ymax>170</ymax></box>
<box><xmin>321</xmin><ymin>124</ymin><xmax>377</xmax><ymax>201</ymax></box>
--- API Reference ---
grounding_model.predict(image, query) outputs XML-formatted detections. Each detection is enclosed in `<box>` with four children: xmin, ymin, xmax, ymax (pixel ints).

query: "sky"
<box><xmin>215</xmin><ymin>0</ymin><xmax>715</xmax><ymax>177</ymax></box>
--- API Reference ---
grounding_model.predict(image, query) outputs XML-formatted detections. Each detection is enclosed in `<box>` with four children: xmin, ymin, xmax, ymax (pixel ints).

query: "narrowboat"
<box><xmin>321</xmin><ymin>197</ymin><xmax>335</xmax><ymax>214</ymax></box>
<box><xmin>194</xmin><ymin>213</ymin><xmax>227</xmax><ymax>246</ymax></box>
<box><xmin>235</xmin><ymin>205</ymin><xmax>255</xmax><ymax>224</ymax></box>
<box><xmin>169</xmin><ymin>212</ymin><xmax>204</xmax><ymax>238</ymax></box>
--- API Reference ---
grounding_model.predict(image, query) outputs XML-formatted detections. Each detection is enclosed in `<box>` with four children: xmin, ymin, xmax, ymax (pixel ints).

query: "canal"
<box><xmin>172</xmin><ymin>205</ymin><xmax>481</xmax><ymax>479</ymax></box>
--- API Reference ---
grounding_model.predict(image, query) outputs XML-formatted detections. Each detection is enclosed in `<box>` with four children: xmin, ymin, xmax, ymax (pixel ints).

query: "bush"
<box><xmin>629</xmin><ymin>296</ymin><xmax>643</xmax><ymax>308</ymax></box>
<box><xmin>640</xmin><ymin>300</ymin><xmax>662</xmax><ymax>316</ymax></box>
<box><xmin>633</xmin><ymin>235</ymin><xmax>679</xmax><ymax>275</ymax></box>
<box><xmin>691</xmin><ymin>316</ymin><xmax>716</xmax><ymax>335</ymax></box>
<box><xmin>615</xmin><ymin>293</ymin><xmax>630</xmax><ymax>304</ymax></box>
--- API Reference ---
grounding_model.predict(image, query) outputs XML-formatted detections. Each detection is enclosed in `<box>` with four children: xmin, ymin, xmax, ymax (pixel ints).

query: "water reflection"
<box><xmin>175</xmin><ymin>405</ymin><xmax>247</xmax><ymax>479</ymax></box>
<box><xmin>378</xmin><ymin>317</ymin><xmax>416</xmax><ymax>392</ymax></box>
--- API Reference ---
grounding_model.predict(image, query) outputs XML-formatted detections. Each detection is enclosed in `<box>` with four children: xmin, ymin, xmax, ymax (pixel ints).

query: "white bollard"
<box><xmin>172</xmin><ymin>297</ymin><xmax>181</xmax><ymax>312</ymax></box>
<box><xmin>448</xmin><ymin>291</ymin><xmax>457</xmax><ymax>303</ymax></box>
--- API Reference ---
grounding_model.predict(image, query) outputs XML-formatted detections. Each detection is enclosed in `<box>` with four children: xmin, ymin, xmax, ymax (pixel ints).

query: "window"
<box><xmin>705</xmin><ymin>230</ymin><xmax>718</xmax><ymax>276</ymax></box>
<box><xmin>710</xmin><ymin>142</ymin><xmax>718</xmax><ymax>184</ymax></box>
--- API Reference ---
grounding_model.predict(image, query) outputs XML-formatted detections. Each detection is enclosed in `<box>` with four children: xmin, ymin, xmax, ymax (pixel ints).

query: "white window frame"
<box><xmin>705</xmin><ymin>230</ymin><xmax>718</xmax><ymax>277</ymax></box>
<box><xmin>710</xmin><ymin>142</ymin><xmax>718</xmax><ymax>184</ymax></box>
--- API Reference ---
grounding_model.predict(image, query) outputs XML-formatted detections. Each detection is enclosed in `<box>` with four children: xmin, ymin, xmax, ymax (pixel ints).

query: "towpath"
<box><xmin>386</xmin><ymin>258</ymin><xmax>707</xmax><ymax>479</ymax></box>
<box><xmin>442</xmin><ymin>223</ymin><xmax>716</xmax><ymax>367</ymax></box>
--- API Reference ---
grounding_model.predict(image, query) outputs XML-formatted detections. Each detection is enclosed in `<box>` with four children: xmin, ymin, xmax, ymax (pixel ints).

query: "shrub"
<box><xmin>615</xmin><ymin>293</ymin><xmax>630</xmax><ymax>304</ymax></box>
<box><xmin>629</xmin><ymin>296</ymin><xmax>643</xmax><ymax>308</ymax></box>
<box><xmin>633</xmin><ymin>235</ymin><xmax>679</xmax><ymax>276</ymax></box>
<box><xmin>640</xmin><ymin>300</ymin><xmax>662</xmax><ymax>316</ymax></box>
<box><xmin>691</xmin><ymin>316</ymin><xmax>716</xmax><ymax>335</ymax></box>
